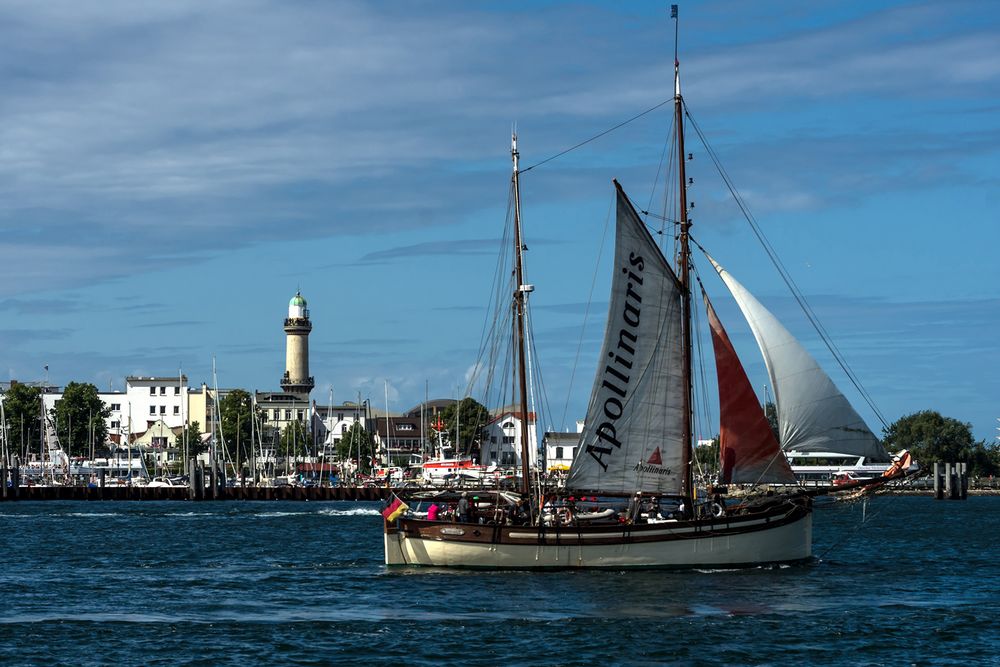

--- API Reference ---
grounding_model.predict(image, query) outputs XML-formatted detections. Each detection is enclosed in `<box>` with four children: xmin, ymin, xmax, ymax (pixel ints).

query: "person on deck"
<box><xmin>457</xmin><ymin>492</ymin><xmax>470</xmax><ymax>522</ymax></box>
<box><xmin>427</xmin><ymin>503</ymin><xmax>440</xmax><ymax>521</ymax></box>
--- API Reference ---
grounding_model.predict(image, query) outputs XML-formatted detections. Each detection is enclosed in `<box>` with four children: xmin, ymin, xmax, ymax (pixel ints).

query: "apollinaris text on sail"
<box><xmin>588</xmin><ymin>251</ymin><xmax>646</xmax><ymax>472</ymax></box>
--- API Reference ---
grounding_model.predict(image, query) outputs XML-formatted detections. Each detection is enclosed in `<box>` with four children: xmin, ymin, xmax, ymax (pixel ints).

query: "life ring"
<box><xmin>711</xmin><ymin>502</ymin><xmax>724</xmax><ymax>518</ymax></box>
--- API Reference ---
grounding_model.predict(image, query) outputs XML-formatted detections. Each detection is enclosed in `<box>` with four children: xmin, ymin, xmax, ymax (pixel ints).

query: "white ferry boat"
<box><xmin>786</xmin><ymin>450</ymin><xmax>890</xmax><ymax>486</ymax></box>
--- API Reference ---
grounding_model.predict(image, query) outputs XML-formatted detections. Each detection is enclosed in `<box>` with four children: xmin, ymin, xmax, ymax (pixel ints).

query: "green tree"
<box><xmin>280</xmin><ymin>420</ymin><xmax>311</xmax><ymax>458</ymax></box>
<box><xmin>694</xmin><ymin>437</ymin><xmax>720</xmax><ymax>479</ymax></box>
<box><xmin>1</xmin><ymin>383</ymin><xmax>42</xmax><ymax>458</ymax></box>
<box><xmin>52</xmin><ymin>382</ymin><xmax>111</xmax><ymax>457</ymax></box>
<box><xmin>175</xmin><ymin>420</ymin><xmax>205</xmax><ymax>456</ymax></box>
<box><xmin>337</xmin><ymin>422</ymin><xmax>376</xmax><ymax>471</ymax></box>
<box><xmin>764</xmin><ymin>401</ymin><xmax>779</xmax><ymax>440</ymax></box>
<box><xmin>437</xmin><ymin>397</ymin><xmax>490</xmax><ymax>456</ymax></box>
<box><xmin>218</xmin><ymin>390</ymin><xmax>259</xmax><ymax>466</ymax></box>
<box><xmin>882</xmin><ymin>410</ymin><xmax>989</xmax><ymax>472</ymax></box>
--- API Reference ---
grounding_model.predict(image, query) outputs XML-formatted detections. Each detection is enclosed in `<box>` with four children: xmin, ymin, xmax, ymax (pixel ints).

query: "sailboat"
<box><xmin>383</xmin><ymin>10</ymin><xmax>907</xmax><ymax>569</ymax></box>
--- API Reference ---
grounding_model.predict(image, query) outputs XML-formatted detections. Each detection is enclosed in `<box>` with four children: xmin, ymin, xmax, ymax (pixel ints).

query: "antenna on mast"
<box><xmin>672</xmin><ymin>5</ymin><xmax>680</xmax><ymax>95</ymax></box>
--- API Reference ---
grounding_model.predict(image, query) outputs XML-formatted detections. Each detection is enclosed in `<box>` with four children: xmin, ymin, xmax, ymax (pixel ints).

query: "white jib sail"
<box><xmin>567</xmin><ymin>182</ymin><xmax>687</xmax><ymax>495</ymax></box>
<box><xmin>709</xmin><ymin>257</ymin><xmax>888</xmax><ymax>462</ymax></box>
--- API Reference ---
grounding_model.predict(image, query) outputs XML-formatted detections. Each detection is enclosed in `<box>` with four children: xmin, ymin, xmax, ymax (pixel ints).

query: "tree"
<box><xmin>881</xmin><ymin>410</ymin><xmax>997</xmax><ymax>475</ymax></box>
<box><xmin>52</xmin><ymin>382</ymin><xmax>111</xmax><ymax>457</ymax></box>
<box><xmin>280</xmin><ymin>420</ymin><xmax>311</xmax><ymax>458</ymax></box>
<box><xmin>694</xmin><ymin>437</ymin><xmax>720</xmax><ymax>480</ymax></box>
<box><xmin>764</xmin><ymin>401</ymin><xmax>779</xmax><ymax>440</ymax></box>
<box><xmin>437</xmin><ymin>397</ymin><xmax>491</xmax><ymax>456</ymax></box>
<box><xmin>338</xmin><ymin>422</ymin><xmax>375</xmax><ymax>471</ymax></box>
<box><xmin>175</xmin><ymin>420</ymin><xmax>205</xmax><ymax>456</ymax></box>
<box><xmin>1</xmin><ymin>383</ymin><xmax>42</xmax><ymax>459</ymax></box>
<box><xmin>218</xmin><ymin>390</ymin><xmax>258</xmax><ymax>466</ymax></box>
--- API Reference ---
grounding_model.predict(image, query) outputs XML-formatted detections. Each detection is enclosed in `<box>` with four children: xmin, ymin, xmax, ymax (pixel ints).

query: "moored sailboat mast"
<box><xmin>510</xmin><ymin>133</ymin><xmax>533</xmax><ymax>496</ymax></box>
<box><xmin>673</xmin><ymin>7</ymin><xmax>695</xmax><ymax>510</ymax></box>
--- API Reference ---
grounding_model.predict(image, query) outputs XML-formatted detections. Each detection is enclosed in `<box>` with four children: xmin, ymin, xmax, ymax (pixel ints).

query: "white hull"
<box><xmin>385</xmin><ymin>503</ymin><xmax>812</xmax><ymax>569</ymax></box>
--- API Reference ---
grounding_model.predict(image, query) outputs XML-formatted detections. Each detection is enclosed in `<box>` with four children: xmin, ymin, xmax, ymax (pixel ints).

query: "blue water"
<box><xmin>0</xmin><ymin>496</ymin><xmax>995</xmax><ymax>666</ymax></box>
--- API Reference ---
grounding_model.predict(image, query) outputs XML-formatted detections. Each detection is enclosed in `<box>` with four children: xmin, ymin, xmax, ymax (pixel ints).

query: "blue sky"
<box><xmin>1</xmin><ymin>1</ymin><xmax>997</xmax><ymax>442</ymax></box>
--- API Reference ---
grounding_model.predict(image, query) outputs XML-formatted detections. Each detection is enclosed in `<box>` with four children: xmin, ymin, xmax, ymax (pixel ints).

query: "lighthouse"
<box><xmin>280</xmin><ymin>291</ymin><xmax>315</xmax><ymax>397</ymax></box>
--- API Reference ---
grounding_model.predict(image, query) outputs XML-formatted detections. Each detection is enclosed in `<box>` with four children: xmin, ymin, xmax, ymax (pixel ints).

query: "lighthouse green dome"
<box><xmin>290</xmin><ymin>291</ymin><xmax>307</xmax><ymax>307</ymax></box>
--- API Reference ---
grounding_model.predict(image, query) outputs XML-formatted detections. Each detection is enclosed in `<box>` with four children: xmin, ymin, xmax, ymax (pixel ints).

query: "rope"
<box><xmin>684</xmin><ymin>103</ymin><xmax>887</xmax><ymax>429</ymax></box>
<box><xmin>559</xmin><ymin>197</ymin><xmax>614</xmax><ymax>431</ymax></box>
<box><xmin>815</xmin><ymin>490</ymin><xmax>905</xmax><ymax>561</ymax></box>
<box><xmin>521</xmin><ymin>98</ymin><xmax>672</xmax><ymax>173</ymax></box>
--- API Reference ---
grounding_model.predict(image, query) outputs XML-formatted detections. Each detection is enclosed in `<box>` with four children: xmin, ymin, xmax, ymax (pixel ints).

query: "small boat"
<box><xmin>147</xmin><ymin>476</ymin><xmax>186</xmax><ymax>488</ymax></box>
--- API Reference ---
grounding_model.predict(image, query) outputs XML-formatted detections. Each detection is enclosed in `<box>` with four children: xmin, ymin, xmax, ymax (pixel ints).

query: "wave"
<box><xmin>317</xmin><ymin>507</ymin><xmax>381</xmax><ymax>517</ymax></box>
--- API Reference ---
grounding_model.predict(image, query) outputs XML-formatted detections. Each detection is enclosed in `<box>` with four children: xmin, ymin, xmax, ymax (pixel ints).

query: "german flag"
<box><xmin>382</xmin><ymin>496</ymin><xmax>409</xmax><ymax>522</ymax></box>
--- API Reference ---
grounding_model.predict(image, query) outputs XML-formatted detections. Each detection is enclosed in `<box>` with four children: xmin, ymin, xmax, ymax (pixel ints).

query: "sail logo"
<box><xmin>634</xmin><ymin>460</ymin><xmax>672</xmax><ymax>476</ymax></box>
<box><xmin>634</xmin><ymin>446</ymin><xmax>671</xmax><ymax>475</ymax></box>
<box><xmin>586</xmin><ymin>251</ymin><xmax>644</xmax><ymax>472</ymax></box>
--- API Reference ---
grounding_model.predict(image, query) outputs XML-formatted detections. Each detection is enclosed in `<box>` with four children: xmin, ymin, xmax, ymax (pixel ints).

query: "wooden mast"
<box><xmin>511</xmin><ymin>133</ymin><xmax>533</xmax><ymax>496</ymax></box>
<box><xmin>673</xmin><ymin>6</ymin><xmax>695</xmax><ymax>511</ymax></box>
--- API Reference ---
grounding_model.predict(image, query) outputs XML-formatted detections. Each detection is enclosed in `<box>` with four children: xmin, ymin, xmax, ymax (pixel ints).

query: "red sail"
<box><xmin>704</xmin><ymin>292</ymin><xmax>796</xmax><ymax>485</ymax></box>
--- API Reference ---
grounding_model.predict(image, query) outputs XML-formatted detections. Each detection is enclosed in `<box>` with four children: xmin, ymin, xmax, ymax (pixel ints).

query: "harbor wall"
<box><xmin>0</xmin><ymin>485</ymin><xmax>396</xmax><ymax>502</ymax></box>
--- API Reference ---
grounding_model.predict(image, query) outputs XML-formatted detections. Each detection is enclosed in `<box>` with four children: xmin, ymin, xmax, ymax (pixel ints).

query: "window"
<box><xmin>502</xmin><ymin>436</ymin><xmax>515</xmax><ymax>445</ymax></box>
<box><xmin>555</xmin><ymin>446</ymin><xmax>564</xmax><ymax>459</ymax></box>
<box><xmin>337</xmin><ymin>413</ymin><xmax>344</xmax><ymax>422</ymax></box>
<box><xmin>160</xmin><ymin>406</ymin><xmax>166</xmax><ymax>414</ymax></box>
<box><xmin>502</xmin><ymin>421</ymin><xmax>514</xmax><ymax>429</ymax></box>
<box><xmin>297</xmin><ymin>410</ymin><xmax>304</xmax><ymax>420</ymax></box>
<box><xmin>173</xmin><ymin>406</ymin><xmax>180</xmax><ymax>415</ymax></box>
<box><xmin>111</xmin><ymin>421</ymin><xmax>120</xmax><ymax>429</ymax></box>
<box><xmin>285</xmin><ymin>410</ymin><xmax>292</xmax><ymax>420</ymax></box>
<box><xmin>149</xmin><ymin>387</ymin><xmax>156</xmax><ymax>395</ymax></box>
<box><xmin>174</xmin><ymin>387</ymin><xmax>180</xmax><ymax>395</ymax></box>
<box><xmin>110</xmin><ymin>403</ymin><xmax>121</xmax><ymax>411</ymax></box>
<box><xmin>149</xmin><ymin>406</ymin><xmax>156</xmax><ymax>415</ymax></box>
<box><xmin>491</xmin><ymin>436</ymin><xmax>497</xmax><ymax>444</ymax></box>
<box><xmin>160</xmin><ymin>387</ymin><xmax>166</xmax><ymax>395</ymax></box>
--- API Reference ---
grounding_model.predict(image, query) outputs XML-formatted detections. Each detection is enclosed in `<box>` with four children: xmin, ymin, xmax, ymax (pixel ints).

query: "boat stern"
<box><xmin>383</xmin><ymin>523</ymin><xmax>408</xmax><ymax>566</ymax></box>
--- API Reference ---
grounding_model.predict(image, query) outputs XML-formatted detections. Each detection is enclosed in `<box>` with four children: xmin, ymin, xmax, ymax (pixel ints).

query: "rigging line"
<box><xmin>645</xmin><ymin>118</ymin><xmax>676</xmax><ymax>227</ymax></box>
<box><xmin>683</xmin><ymin>106</ymin><xmax>888</xmax><ymax>429</ymax></box>
<box><xmin>690</xmin><ymin>264</ymin><xmax>716</xmax><ymax>454</ymax></box>
<box><xmin>623</xmin><ymin>190</ymin><xmax>681</xmax><ymax>241</ymax></box>
<box><xmin>520</xmin><ymin>98</ymin><xmax>673</xmax><ymax>173</ymax></box>
<box><xmin>686</xmin><ymin>105</ymin><xmax>886</xmax><ymax>429</ymax></box>
<box><xmin>528</xmin><ymin>308</ymin><xmax>556</xmax><ymax>451</ymax></box>
<box><xmin>468</xmin><ymin>181</ymin><xmax>517</xmax><ymax>396</ymax></box>
<box><xmin>640</xmin><ymin>211</ymin><xmax>682</xmax><ymax>225</ymax></box>
<box><xmin>559</xmin><ymin>196</ymin><xmax>614</xmax><ymax>431</ymax></box>
<box><xmin>816</xmin><ymin>490</ymin><xmax>905</xmax><ymax>561</ymax></box>
<box><xmin>524</xmin><ymin>301</ymin><xmax>555</xmax><ymax>470</ymax></box>
<box><xmin>690</xmin><ymin>300</ymin><xmax>713</xmax><ymax>483</ymax></box>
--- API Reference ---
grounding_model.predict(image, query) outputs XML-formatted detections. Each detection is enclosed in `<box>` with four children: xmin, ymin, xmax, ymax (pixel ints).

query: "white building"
<box><xmin>542</xmin><ymin>420</ymin><xmax>584</xmax><ymax>472</ymax></box>
<box><xmin>481</xmin><ymin>410</ymin><xmax>539</xmax><ymax>469</ymax></box>
<box><xmin>125</xmin><ymin>375</ymin><xmax>189</xmax><ymax>433</ymax></box>
<box><xmin>312</xmin><ymin>402</ymin><xmax>369</xmax><ymax>456</ymax></box>
<box><xmin>100</xmin><ymin>391</ymin><xmax>127</xmax><ymax>444</ymax></box>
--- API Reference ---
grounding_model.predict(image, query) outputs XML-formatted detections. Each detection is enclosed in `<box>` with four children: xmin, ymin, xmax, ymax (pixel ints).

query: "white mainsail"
<box><xmin>568</xmin><ymin>182</ymin><xmax>687</xmax><ymax>495</ymax></box>
<box><xmin>709</xmin><ymin>257</ymin><xmax>888</xmax><ymax>462</ymax></box>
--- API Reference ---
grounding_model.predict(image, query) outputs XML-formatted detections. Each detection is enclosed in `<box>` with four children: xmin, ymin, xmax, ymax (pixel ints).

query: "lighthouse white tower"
<box><xmin>280</xmin><ymin>291</ymin><xmax>314</xmax><ymax>397</ymax></box>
